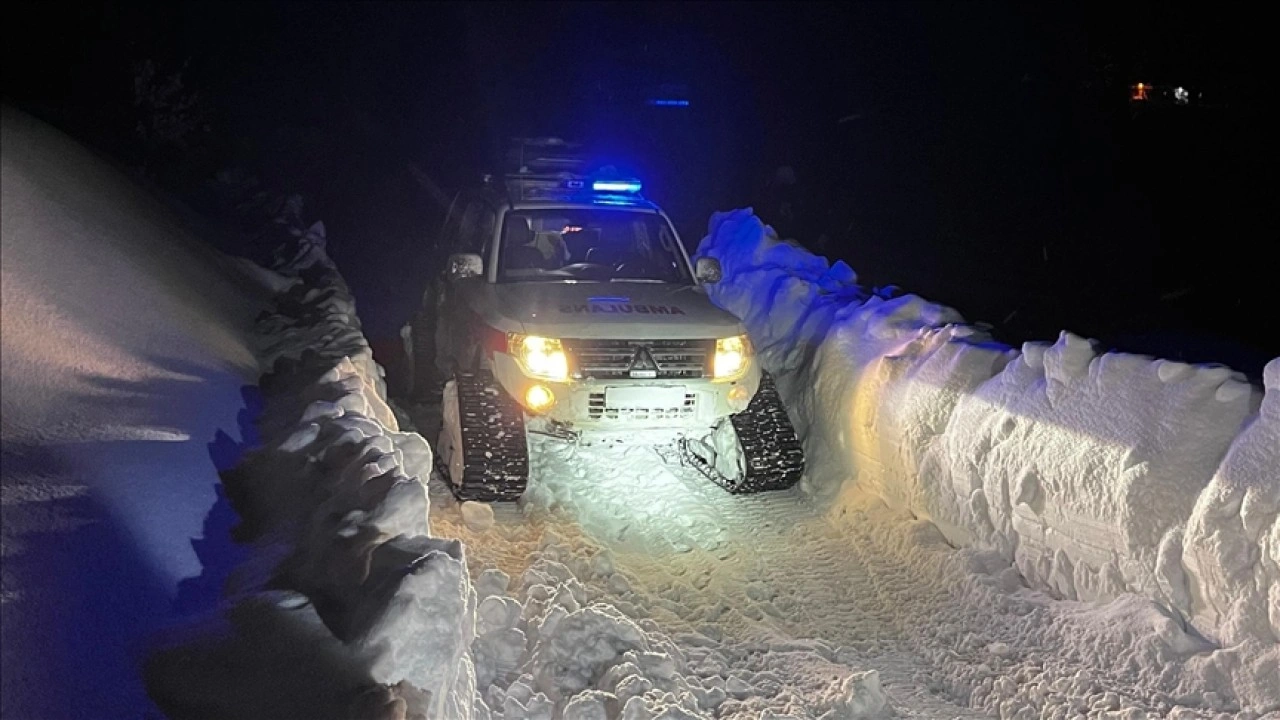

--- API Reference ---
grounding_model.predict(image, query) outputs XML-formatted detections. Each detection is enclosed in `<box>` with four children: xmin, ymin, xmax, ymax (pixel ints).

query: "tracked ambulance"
<box><xmin>413</xmin><ymin>138</ymin><xmax>803</xmax><ymax>501</ymax></box>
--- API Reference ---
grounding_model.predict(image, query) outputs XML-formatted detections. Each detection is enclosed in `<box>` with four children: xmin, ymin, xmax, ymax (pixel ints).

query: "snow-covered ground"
<box><xmin>1</xmin><ymin>107</ymin><xmax>274</xmax><ymax>717</ymax></box>
<box><xmin>411</xmin><ymin>423</ymin><xmax>1275</xmax><ymax>718</ymax></box>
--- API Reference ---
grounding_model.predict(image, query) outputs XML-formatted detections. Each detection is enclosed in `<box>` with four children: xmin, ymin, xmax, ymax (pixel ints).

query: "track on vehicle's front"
<box><xmin>679</xmin><ymin>372</ymin><xmax>806</xmax><ymax>493</ymax></box>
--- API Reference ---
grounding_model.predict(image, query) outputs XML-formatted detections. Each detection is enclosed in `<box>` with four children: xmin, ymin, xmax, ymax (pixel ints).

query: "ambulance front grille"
<box><xmin>566</xmin><ymin>338</ymin><xmax>712</xmax><ymax>380</ymax></box>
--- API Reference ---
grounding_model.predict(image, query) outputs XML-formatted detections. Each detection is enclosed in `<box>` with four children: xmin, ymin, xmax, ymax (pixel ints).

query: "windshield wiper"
<box><xmin>609</xmin><ymin>277</ymin><xmax>669</xmax><ymax>284</ymax></box>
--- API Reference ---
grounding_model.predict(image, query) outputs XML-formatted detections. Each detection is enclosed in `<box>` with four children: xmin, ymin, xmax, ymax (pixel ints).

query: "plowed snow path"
<box><xmin>410</xmin><ymin>405</ymin><xmax>1238</xmax><ymax>718</ymax></box>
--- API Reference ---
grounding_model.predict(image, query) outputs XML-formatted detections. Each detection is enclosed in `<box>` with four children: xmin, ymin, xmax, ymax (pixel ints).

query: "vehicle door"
<box><xmin>437</xmin><ymin>195</ymin><xmax>497</xmax><ymax>370</ymax></box>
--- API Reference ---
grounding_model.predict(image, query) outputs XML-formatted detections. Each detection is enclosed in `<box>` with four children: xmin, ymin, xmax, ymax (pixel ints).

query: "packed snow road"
<box><xmin>406</xmin><ymin>401</ymin><xmax>1243</xmax><ymax>719</ymax></box>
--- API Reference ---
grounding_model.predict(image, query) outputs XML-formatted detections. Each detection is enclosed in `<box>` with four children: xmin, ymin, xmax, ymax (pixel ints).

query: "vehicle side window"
<box><xmin>454</xmin><ymin>201</ymin><xmax>496</xmax><ymax>257</ymax></box>
<box><xmin>438</xmin><ymin>194</ymin><xmax>465</xmax><ymax>253</ymax></box>
<box><xmin>453</xmin><ymin>201</ymin><xmax>480</xmax><ymax>254</ymax></box>
<box><xmin>470</xmin><ymin>205</ymin><xmax>496</xmax><ymax>258</ymax></box>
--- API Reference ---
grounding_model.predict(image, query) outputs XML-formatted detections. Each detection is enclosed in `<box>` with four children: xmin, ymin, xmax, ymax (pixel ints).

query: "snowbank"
<box><xmin>1</xmin><ymin>106</ymin><xmax>271</xmax><ymax>718</ymax></box>
<box><xmin>1182</xmin><ymin>361</ymin><xmax>1280</xmax><ymax>651</ymax></box>
<box><xmin>160</xmin><ymin>227</ymin><xmax>485</xmax><ymax>718</ymax></box>
<box><xmin>696</xmin><ymin>209</ymin><xmax>1278</xmax><ymax>657</ymax></box>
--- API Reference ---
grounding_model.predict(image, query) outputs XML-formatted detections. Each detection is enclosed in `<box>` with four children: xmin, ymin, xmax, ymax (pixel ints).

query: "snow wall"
<box><xmin>218</xmin><ymin>227</ymin><xmax>478</xmax><ymax>718</ymax></box>
<box><xmin>696</xmin><ymin>209</ymin><xmax>1279</xmax><ymax>651</ymax></box>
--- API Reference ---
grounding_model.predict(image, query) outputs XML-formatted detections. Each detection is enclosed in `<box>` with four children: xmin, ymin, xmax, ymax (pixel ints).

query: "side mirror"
<box><xmin>447</xmin><ymin>253</ymin><xmax>483</xmax><ymax>280</ymax></box>
<box><xmin>695</xmin><ymin>257</ymin><xmax>722</xmax><ymax>284</ymax></box>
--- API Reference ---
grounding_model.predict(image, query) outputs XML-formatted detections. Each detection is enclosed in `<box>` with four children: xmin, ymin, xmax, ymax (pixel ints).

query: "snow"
<box><xmin>694</xmin><ymin>208</ymin><xmax>1280</xmax><ymax>712</ymax></box>
<box><xmin>832</xmin><ymin>670</ymin><xmax>894</xmax><ymax>719</ymax></box>
<box><xmin>182</xmin><ymin>195</ymin><xmax>1274</xmax><ymax>717</ymax></box>
<box><xmin>142</xmin><ymin>213</ymin><xmax>500</xmax><ymax>718</ymax></box>
<box><xmin>464</xmin><ymin>501</ymin><xmax>499</xmax><ymax>532</ymax></box>
<box><xmin>12</xmin><ymin>100</ymin><xmax>1273</xmax><ymax>719</ymax></box>
<box><xmin>0</xmin><ymin>108</ymin><xmax>471</xmax><ymax>719</ymax></box>
<box><xmin>1183</xmin><ymin>361</ymin><xmax>1280</xmax><ymax>644</ymax></box>
<box><xmin>441</xmin><ymin>428</ymin><xmax>1234</xmax><ymax>717</ymax></box>
<box><xmin>1</xmin><ymin>107</ymin><xmax>271</xmax><ymax>718</ymax></box>
<box><xmin>697</xmin><ymin>209</ymin><xmax>1275</xmax><ymax>621</ymax></box>
<box><xmin>709</xmin><ymin>418</ymin><xmax>745</xmax><ymax>482</ymax></box>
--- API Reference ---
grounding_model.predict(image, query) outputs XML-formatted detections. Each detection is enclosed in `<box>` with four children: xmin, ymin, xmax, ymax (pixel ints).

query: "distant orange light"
<box><xmin>1131</xmin><ymin>82</ymin><xmax>1149</xmax><ymax>101</ymax></box>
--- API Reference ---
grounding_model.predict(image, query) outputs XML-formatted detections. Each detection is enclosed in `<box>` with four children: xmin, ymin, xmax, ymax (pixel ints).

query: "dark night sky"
<box><xmin>4</xmin><ymin>1</ymin><xmax>1274</xmax><ymax>375</ymax></box>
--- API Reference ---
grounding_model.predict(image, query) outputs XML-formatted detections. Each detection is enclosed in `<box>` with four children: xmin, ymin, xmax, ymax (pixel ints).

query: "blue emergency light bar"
<box><xmin>591</xmin><ymin>179</ymin><xmax>643</xmax><ymax>193</ymax></box>
<box><xmin>506</xmin><ymin>166</ymin><xmax>644</xmax><ymax>202</ymax></box>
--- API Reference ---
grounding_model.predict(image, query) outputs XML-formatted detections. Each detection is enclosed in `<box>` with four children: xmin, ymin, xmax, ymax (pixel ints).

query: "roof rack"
<box><xmin>499</xmin><ymin>138</ymin><xmax>645</xmax><ymax>203</ymax></box>
<box><xmin>504</xmin><ymin>173</ymin><xmax>588</xmax><ymax>202</ymax></box>
<box><xmin>505</xmin><ymin>137</ymin><xmax>590</xmax><ymax>176</ymax></box>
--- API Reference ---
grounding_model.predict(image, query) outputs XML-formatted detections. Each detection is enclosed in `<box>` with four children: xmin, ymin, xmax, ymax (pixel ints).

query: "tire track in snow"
<box><xmin>418</xmin><ymin>415</ymin><xmax>986</xmax><ymax>716</ymax></box>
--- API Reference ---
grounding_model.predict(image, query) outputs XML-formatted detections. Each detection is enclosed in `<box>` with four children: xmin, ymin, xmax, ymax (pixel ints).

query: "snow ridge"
<box><xmin>211</xmin><ymin>229</ymin><xmax>478</xmax><ymax>718</ymax></box>
<box><xmin>697</xmin><ymin>209</ymin><xmax>1280</xmax><ymax>711</ymax></box>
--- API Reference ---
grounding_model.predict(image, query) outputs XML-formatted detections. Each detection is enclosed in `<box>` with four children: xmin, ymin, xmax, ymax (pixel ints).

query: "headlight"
<box><xmin>509</xmin><ymin>334</ymin><xmax>569</xmax><ymax>381</ymax></box>
<box><xmin>713</xmin><ymin>334</ymin><xmax>752</xmax><ymax>380</ymax></box>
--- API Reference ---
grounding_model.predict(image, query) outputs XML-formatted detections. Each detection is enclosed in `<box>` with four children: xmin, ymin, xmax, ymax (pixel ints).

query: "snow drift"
<box><xmin>696</xmin><ymin>210</ymin><xmax>1278</xmax><ymax>667</ymax></box>
<box><xmin>144</xmin><ymin>225</ymin><xmax>485</xmax><ymax>719</ymax></box>
<box><xmin>1</xmin><ymin>106</ymin><xmax>272</xmax><ymax>719</ymax></box>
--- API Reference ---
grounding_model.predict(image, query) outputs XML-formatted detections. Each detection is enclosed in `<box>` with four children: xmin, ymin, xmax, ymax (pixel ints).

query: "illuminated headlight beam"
<box><xmin>714</xmin><ymin>334</ymin><xmax>752</xmax><ymax>380</ymax></box>
<box><xmin>510</xmin><ymin>334</ymin><xmax>569</xmax><ymax>382</ymax></box>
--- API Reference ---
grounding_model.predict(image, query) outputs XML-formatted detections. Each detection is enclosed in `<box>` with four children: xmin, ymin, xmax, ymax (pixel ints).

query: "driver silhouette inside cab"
<box><xmin>588</xmin><ymin>220</ymin><xmax>655</xmax><ymax>273</ymax></box>
<box><xmin>581</xmin><ymin>223</ymin><xmax>630</xmax><ymax>267</ymax></box>
<box><xmin>504</xmin><ymin>216</ymin><xmax>568</xmax><ymax>270</ymax></box>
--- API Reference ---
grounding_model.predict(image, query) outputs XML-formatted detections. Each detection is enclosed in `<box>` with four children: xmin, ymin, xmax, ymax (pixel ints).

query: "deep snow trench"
<box><xmin>4</xmin><ymin>102</ymin><xmax>1273</xmax><ymax>719</ymax></box>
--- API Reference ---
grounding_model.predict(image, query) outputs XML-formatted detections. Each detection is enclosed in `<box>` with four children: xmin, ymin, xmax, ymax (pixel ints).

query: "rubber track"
<box><xmin>440</xmin><ymin>371</ymin><xmax>529</xmax><ymax>502</ymax></box>
<box><xmin>686</xmin><ymin>372</ymin><xmax>805</xmax><ymax>494</ymax></box>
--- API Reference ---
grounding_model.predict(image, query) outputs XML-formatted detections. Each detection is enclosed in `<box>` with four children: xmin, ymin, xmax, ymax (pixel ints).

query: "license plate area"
<box><xmin>604</xmin><ymin>385</ymin><xmax>686</xmax><ymax>410</ymax></box>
